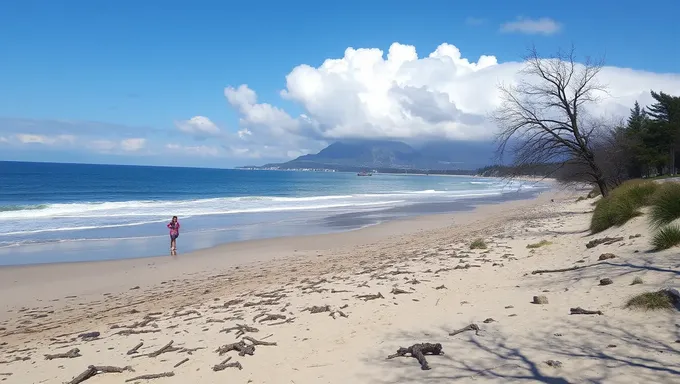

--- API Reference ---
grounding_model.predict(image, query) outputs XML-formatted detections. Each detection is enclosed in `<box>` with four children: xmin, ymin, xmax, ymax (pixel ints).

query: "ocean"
<box><xmin>0</xmin><ymin>161</ymin><xmax>547</xmax><ymax>265</ymax></box>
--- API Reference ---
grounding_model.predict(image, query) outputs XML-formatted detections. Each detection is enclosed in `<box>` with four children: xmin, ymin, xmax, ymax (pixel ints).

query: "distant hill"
<box><xmin>248</xmin><ymin>139</ymin><xmax>496</xmax><ymax>171</ymax></box>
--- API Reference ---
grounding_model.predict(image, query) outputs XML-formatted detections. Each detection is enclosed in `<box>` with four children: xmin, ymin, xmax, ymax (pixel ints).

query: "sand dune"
<box><xmin>1</xmin><ymin>190</ymin><xmax>678</xmax><ymax>383</ymax></box>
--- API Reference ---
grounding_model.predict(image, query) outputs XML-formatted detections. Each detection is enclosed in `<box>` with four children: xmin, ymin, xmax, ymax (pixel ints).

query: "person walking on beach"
<box><xmin>167</xmin><ymin>216</ymin><xmax>180</xmax><ymax>251</ymax></box>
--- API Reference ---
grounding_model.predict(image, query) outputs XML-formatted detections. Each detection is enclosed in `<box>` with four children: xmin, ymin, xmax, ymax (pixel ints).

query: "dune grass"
<box><xmin>651</xmin><ymin>224</ymin><xmax>680</xmax><ymax>251</ymax></box>
<box><xmin>625</xmin><ymin>290</ymin><xmax>677</xmax><ymax>310</ymax></box>
<box><xmin>526</xmin><ymin>240</ymin><xmax>552</xmax><ymax>249</ymax></box>
<box><xmin>590</xmin><ymin>180</ymin><xmax>659</xmax><ymax>233</ymax></box>
<box><xmin>649</xmin><ymin>182</ymin><xmax>680</xmax><ymax>228</ymax></box>
<box><xmin>470</xmin><ymin>238</ymin><xmax>487</xmax><ymax>250</ymax></box>
<box><xmin>631</xmin><ymin>276</ymin><xmax>644</xmax><ymax>285</ymax></box>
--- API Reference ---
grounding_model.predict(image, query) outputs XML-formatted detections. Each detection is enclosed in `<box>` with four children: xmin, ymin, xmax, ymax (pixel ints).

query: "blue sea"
<box><xmin>0</xmin><ymin>161</ymin><xmax>547</xmax><ymax>266</ymax></box>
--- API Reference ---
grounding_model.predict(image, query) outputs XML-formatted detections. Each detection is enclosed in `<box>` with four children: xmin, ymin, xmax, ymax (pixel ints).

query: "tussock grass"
<box><xmin>470</xmin><ymin>238</ymin><xmax>487</xmax><ymax>250</ymax></box>
<box><xmin>631</xmin><ymin>276</ymin><xmax>644</xmax><ymax>285</ymax></box>
<box><xmin>651</xmin><ymin>224</ymin><xmax>680</xmax><ymax>251</ymax></box>
<box><xmin>625</xmin><ymin>290</ymin><xmax>677</xmax><ymax>310</ymax></box>
<box><xmin>526</xmin><ymin>240</ymin><xmax>552</xmax><ymax>249</ymax></box>
<box><xmin>590</xmin><ymin>180</ymin><xmax>658</xmax><ymax>233</ymax></box>
<box><xmin>649</xmin><ymin>182</ymin><xmax>680</xmax><ymax>228</ymax></box>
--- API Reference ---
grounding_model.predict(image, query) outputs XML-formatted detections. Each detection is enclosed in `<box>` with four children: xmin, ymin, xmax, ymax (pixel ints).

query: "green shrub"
<box><xmin>526</xmin><ymin>240</ymin><xmax>552</xmax><ymax>249</ymax></box>
<box><xmin>625</xmin><ymin>290</ymin><xmax>676</xmax><ymax>310</ymax></box>
<box><xmin>651</xmin><ymin>224</ymin><xmax>680</xmax><ymax>251</ymax></box>
<box><xmin>649</xmin><ymin>182</ymin><xmax>680</xmax><ymax>228</ymax></box>
<box><xmin>589</xmin><ymin>180</ymin><xmax>658</xmax><ymax>233</ymax></box>
<box><xmin>470</xmin><ymin>238</ymin><xmax>487</xmax><ymax>250</ymax></box>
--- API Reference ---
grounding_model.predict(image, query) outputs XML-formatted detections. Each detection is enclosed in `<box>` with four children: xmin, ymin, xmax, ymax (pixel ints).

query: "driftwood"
<box><xmin>302</xmin><ymin>305</ymin><xmax>348</xmax><ymax>319</ymax></box>
<box><xmin>435</xmin><ymin>285</ymin><xmax>447</xmax><ymax>290</ymax></box>
<box><xmin>387</xmin><ymin>343</ymin><xmax>444</xmax><ymax>370</ymax></box>
<box><xmin>356</xmin><ymin>292</ymin><xmax>384</xmax><ymax>301</ymax></box>
<box><xmin>390</xmin><ymin>288</ymin><xmax>411</xmax><ymax>295</ymax></box>
<box><xmin>570</xmin><ymin>307</ymin><xmax>603</xmax><ymax>315</ymax></box>
<box><xmin>149</xmin><ymin>340</ymin><xmax>176</xmax><ymax>358</ymax></box>
<box><xmin>254</xmin><ymin>313</ymin><xmax>286</xmax><ymax>323</ymax></box>
<box><xmin>448</xmin><ymin>324</ymin><xmax>480</xmax><ymax>337</ymax></box>
<box><xmin>243</xmin><ymin>299</ymin><xmax>280</xmax><ymax>307</ymax></box>
<box><xmin>115</xmin><ymin>329</ymin><xmax>161</xmax><ymax>336</ymax></box>
<box><xmin>127</xmin><ymin>342</ymin><xmax>144</xmax><ymax>355</ymax></box>
<box><xmin>173</xmin><ymin>309</ymin><xmax>200</xmax><ymax>318</ymax></box>
<box><xmin>221</xmin><ymin>324</ymin><xmax>259</xmax><ymax>338</ymax></box>
<box><xmin>212</xmin><ymin>357</ymin><xmax>243</xmax><ymax>371</ymax></box>
<box><xmin>45</xmin><ymin>348</ymin><xmax>81</xmax><ymax>360</ymax></box>
<box><xmin>173</xmin><ymin>358</ymin><xmax>189</xmax><ymax>368</ymax></box>
<box><xmin>111</xmin><ymin>315</ymin><xmax>159</xmax><ymax>330</ymax></box>
<box><xmin>67</xmin><ymin>365</ymin><xmax>133</xmax><ymax>384</ymax></box>
<box><xmin>268</xmin><ymin>317</ymin><xmax>295</xmax><ymax>326</ymax></box>
<box><xmin>215</xmin><ymin>341</ymin><xmax>255</xmax><ymax>356</ymax></box>
<box><xmin>531</xmin><ymin>263</ymin><xmax>601</xmax><ymax>275</ymax></box>
<box><xmin>242</xmin><ymin>336</ymin><xmax>277</xmax><ymax>346</ymax></box>
<box><xmin>586</xmin><ymin>237</ymin><xmax>624</xmax><ymax>249</ymax></box>
<box><xmin>78</xmin><ymin>332</ymin><xmax>100</xmax><ymax>341</ymax></box>
<box><xmin>125</xmin><ymin>372</ymin><xmax>174</xmax><ymax>382</ymax></box>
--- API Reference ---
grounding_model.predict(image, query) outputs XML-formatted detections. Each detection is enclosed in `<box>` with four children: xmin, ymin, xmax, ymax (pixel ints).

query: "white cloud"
<box><xmin>500</xmin><ymin>17</ymin><xmax>562</xmax><ymax>35</ymax></box>
<box><xmin>15</xmin><ymin>134</ymin><xmax>76</xmax><ymax>145</ymax></box>
<box><xmin>120</xmin><ymin>138</ymin><xmax>146</xmax><ymax>152</ymax></box>
<box><xmin>175</xmin><ymin>116</ymin><xmax>221</xmax><ymax>137</ymax></box>
<box><xmin>89</xmin><ymin>139</ymin><xmax>118</xmax><ymax>152</ymax></box>
<box><xmin>166</xmin><ymin>143</ymin><xmax>221</xmax><ymax>157</ymax></box>
<box><xmin>0</xmin><ymin>136</ymin><xmax>8</xmax><ymax>144</ymax></box>
<box><xmin>221</xmin><ymin>42</ymin><xmax>680</xmax><ymax>150</ymax></box>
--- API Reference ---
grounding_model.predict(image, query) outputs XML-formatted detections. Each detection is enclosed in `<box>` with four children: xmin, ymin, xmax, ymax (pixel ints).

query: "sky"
<box><xmin>1</xmin><ymin>0</ymin><xmax>680</xmax><ymax>168</ymax></box>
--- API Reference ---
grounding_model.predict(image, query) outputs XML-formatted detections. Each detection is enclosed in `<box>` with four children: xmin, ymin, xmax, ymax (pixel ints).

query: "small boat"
<box><xmin>357</xmin><ymin>171</ymin><xmax>373</xmax><ymax>176</ymax></box>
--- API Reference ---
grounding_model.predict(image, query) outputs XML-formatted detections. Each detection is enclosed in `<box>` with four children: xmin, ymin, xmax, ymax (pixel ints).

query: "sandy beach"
<box><xmin>1</xmin><ymin>188</ymin><xmax>678</xmax><ymax>383</ymax></box>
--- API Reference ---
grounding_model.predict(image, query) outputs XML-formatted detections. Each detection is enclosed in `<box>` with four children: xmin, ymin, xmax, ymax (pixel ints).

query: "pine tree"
<box><xmin>647</xmin><ymin>91</ymin><xmax>680</xmax><ymax>175</ymax></box>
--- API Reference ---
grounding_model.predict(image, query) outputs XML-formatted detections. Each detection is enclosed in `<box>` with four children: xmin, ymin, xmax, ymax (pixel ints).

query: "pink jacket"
<box><xmin>167</xmin><ymin>221</ymin><xmax>180</xmax><ymax>235</ymax></box>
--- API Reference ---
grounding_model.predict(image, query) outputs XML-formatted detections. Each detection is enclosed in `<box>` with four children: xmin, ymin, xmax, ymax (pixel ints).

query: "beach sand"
<box><xmin>0</xmin><ymin>189</ymin><xmax>678</xmax><ymax>383</ymax></box>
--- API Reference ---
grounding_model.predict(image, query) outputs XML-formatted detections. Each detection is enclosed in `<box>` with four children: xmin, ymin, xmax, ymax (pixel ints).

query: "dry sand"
<box><xmin>0</xmin><ymin>190</ymin><xmax>678</xmax><ymax>383</ymax></box>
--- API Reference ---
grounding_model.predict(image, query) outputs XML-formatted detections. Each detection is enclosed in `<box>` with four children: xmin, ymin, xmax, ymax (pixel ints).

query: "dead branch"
<box><xmin>531</xmin><ymin>262</ymin><xmax>601</xmax><ymax>275</ymax></box>
<box><xmin>115</xmin><ymin>329</ymin><xmax>161</xmax><ymax>336</ymax></box>
<box><xmin>356</xmin><ymin>292</ymin><xmax>384</xmax><ymax>301</ymax></box>
<box><xmin>243</xmin><ymin>299</ymin><xmax>280</xmax><ymax>307</ymax></box>
<box><xmin>173</xmin><ymin>358</ymin><xmax>189</xmax><ymax>368</ymax></box>
<box><xmin>387</xmin><ymin>343</ymin><xmax>444</xmax><ymax>370</ymax></box>
<box><xmin>67</xmin><ymin>365</ymin><xmax>133</xmax><ymax>384</ymax></box>
<box><xmin>268</xmin><ymin>317</ymin><xmax>295</xmax><ymax>326</ymax></box>
<box><xmin>78</xmin><ymin>331</ymin><xmax>100</xmax><ymax>341</ymax></box>
<box><xmin>448</xmin><ymin>324</ymin><xmax>481</xmax><ymax>337</ymax></box>
<box><xmin>221</xmin><ymin>324</ymin><xmax>259</xmax><ymax>338</ymax></box>
<box><xmin>215</xmin><ymin>341</ymin><xmax>255</xmax><ymax>356</ymax></box>
<box><xmin>390</xmin><ymin>288</ymin><xmax>411</xmax><ymax>295</ymax></box>
<box><xmin>242</xmin><ymin>336</ymin><xmax>277</xmax><ymax>346</ymax></box>
<box><xmin>586</xmin><ymin>237</ymin><xmax>623</xmax><ymax>249</ymax></box>
<box><xmin>45</xmin><ymin>348</ymin><xmax>81</xmax><ymax>360</ymax></box>
<box><xmin>148</xmin><ymin>340</ymin><xmax>176</xmax><ymax>358</ymax></box>
<box><xmin>435</xmin><ymin>285</ymin><xmax>447</xmax><ymax>290</ymax></box>
<box><xmin>212</xmin><ymin>357</ymin><xmax>243</xmax><ymax>371</ymax></box>
<box><xmin>173</xmin><ymin>309</ymin><xmax>200</xmax><ymax>318</ymax></box>
<box><xmin>255</xmin><ymin>313</ymin><xmax>286</xmax><ymax>323</ymax></box>
<box><xmin>125</xmin><ymin>372</ymin><xmax>174</xmax><ymax>382</ymax></box>
<box><xmin>127</xmin><ymin>342</ymin><xmax>144</xmax><ymax>355</ymax></box>
<box><xmin>570</xmin><ymin>307</ymin><xmax>603</xmax><ymax>315</ymax></box>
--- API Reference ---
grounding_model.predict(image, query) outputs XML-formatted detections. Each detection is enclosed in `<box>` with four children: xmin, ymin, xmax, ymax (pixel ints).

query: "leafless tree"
<box><xmin>493</xmin><ymin>46</ymin><xmax>611</xmax><ymax>196</ymax></box>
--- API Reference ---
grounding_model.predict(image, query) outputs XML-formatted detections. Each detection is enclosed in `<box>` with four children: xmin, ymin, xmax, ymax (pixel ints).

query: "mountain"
<box><xmin>253</xmin><ymin>139</ymin><xmax>496</xmax><ymax>171</ymax></box>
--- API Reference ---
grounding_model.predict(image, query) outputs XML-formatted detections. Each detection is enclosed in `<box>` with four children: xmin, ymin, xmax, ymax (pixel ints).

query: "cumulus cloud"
<box><xmin>120</xmin><ymin>138</ymin><xmax>146</xmax><ymax>152</ymax></box>
<box><xmin>223</xmin><ymin>42</ymin><xmax>680</xmax><ymax>151</ymax></box>
<box><xmin>175</xmin><ymin>116</ymin><xmax>221</xmax><ymax>138</ymax></box>
<box><xmin>500</xmin><ymin>17</ymin><xmax>562</xmax><ymax>35</ymax></box>
<box><xmin>3</xmin><ymin>41</ymin><xmax>680</xmax><ymax>167</ymax></box>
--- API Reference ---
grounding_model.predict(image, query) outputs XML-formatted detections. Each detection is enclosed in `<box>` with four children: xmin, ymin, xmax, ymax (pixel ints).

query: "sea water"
<box><xmin>0</xmin><ymin>161</ymin><xmax>547</xmax><ymax>265</ymax></box>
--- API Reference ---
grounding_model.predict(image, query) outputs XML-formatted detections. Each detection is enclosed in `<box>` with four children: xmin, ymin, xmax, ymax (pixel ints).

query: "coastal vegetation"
<box><xmin>489</xmin><ymin>46</ymin><xmax>680</xmax><ymax>198</ymax></box>
<box><xmin>626</xmin><ymin>290</ymin><xmax>678</xmax><ymax>310</ymax></box>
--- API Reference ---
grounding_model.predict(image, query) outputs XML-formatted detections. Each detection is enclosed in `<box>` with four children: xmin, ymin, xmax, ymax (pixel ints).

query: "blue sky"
<box><xmin>1</xmin><ymin>0</ymin><xmax>679</xmax><ymax>167</ymax></box>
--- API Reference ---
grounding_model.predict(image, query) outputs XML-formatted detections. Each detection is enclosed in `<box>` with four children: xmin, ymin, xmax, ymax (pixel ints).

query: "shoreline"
<box><xmin>0</xmin><ymin>184</ymin><xmax>549</xmax><ymax>266</ymax></box>
<box><xmin>0</xmin><ymin>190</ymin><xmax>556</xmax><ymax>314</ymax></box>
